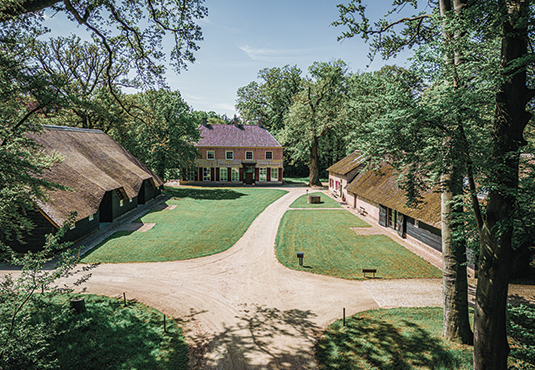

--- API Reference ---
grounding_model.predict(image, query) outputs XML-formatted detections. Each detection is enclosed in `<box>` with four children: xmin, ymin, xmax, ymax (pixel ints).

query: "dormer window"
<box><xmin>207</xmin><ymin>150</ymin><xmax>215</xmax><ymax>160</ymax></box>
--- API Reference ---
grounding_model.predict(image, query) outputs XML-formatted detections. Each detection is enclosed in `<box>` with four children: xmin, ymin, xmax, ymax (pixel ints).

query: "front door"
<box><xmin>244</xmin><ymin>165</ymin><xmax>255</xmax><ymax>184</ymax></box>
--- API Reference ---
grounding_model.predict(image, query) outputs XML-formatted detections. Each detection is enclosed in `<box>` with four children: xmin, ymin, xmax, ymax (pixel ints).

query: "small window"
<box><xmin>246</xmin><ymin>151</ymin><xmax>253</xmax><ymax>160</ymax></box>
<box><xmin>259</xmin><ymin>168</ymin><xmax>267</xmax><ymax>181</ymax></box>
<box><xmin>89</xmin><ymin>214</ymin><xmax>94</xmax><ymax>221</ymax></box>
<box><xmin>207</xmin><ymin>150</ymin><xmax>215</xmax><ymax>160</ymax></box>
<box><xmin>271</xmin><ymin>168</ymin><xmax>278</xmax><ymax>181</ymax></box>
<box><xmin>220</xmin><ymin>167</ymin><xmax>228</xmax><ymax>181</ymax></box>
<box><xmin>203</xmin><ymin>167</ymin><xmax>211</xmax><ymax>181</ymax></box>
<box><xmin>226</xmin><ymin>151</ymin><xmax>234</xmax><ymax>160</ymax></box>
<box><xmin>231</xmin><ymin>168</ymin><xmax>240</xmax><ymax>182</ymax></box>
<box><xmin>69</xmin><ymin>223</ymin><xmax>76</xmax><ymax>230</ymax></box>
<box><xmin>265</xmin><ymin>151</ymin><xmax>273</xmax><ymax>160</ymax></box>
<box><xmin>129</xmin><ymin>198</ymin><xmax>133</xmax><ymax>203</ymax></box>
<box><xmin>120</xmin><ymin>199</ymin><xmax>124</xmax><ymax>207</ymax></box>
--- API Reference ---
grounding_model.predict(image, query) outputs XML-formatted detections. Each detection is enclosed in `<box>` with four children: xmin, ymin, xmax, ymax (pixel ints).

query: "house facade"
<box><xmin>346</xmin><ymin>162</ymin><xmax>443</xmax><ymax>252</ymax></box>
<box><xmin>2</xmin><ymin>125</ymin><xmax>164</xmax><ymax>253</ymax></box>
<box><xmin>327</xmin><ymin>151</ymin><xmax>365</xmax><ymax>202</ymax></box>
<box><xmin>183</xmin><ymin>123</ymin><xmax>283</xmax><ymax>185</ymax></box>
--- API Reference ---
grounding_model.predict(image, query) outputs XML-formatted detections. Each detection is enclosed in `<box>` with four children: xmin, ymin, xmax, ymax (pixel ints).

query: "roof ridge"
<box><xmin>44</xmin><ymin>125</ymin><xmax>105</xmax><ymax>134</ymax></box>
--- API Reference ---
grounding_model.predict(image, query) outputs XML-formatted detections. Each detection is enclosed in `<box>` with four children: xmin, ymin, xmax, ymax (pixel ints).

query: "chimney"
<box><xmin>234</xmin><ymin>115</ymin><xmax>243</xmax><ymax>129</ymax></box>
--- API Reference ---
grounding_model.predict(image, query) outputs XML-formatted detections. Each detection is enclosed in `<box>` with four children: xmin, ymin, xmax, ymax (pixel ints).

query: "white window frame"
<box><xmin>120</xmin><ymin>199</ymin><xmax>124</xmax><ymax>207</ymax></box>
<box><xmin>259</xmin><ymin>168</ymin><xmax>267</xmax><ymax>182</ymax></box>
<box><xmin>69</xmin><ymin>223</ymin><xmax>76</xmax><ymax>230</ymax></box>
<box><xmin>220</xmin><ymin>167</ymin><xmax>228</xmax><ymax>181</ymax></box>
<box><xmin>265</xmin><ymin>151</ymin><xmax>273</xmax><ymax>160</ymax></box>
<box><xmin>89</xmin><ymin>214</ymin><xmax>94</xmax><ymax>221</ymax></box>
<box><xmin>245</xmin><ymin>151</ymin><xmax>253</xmax><ymax>160</ymax></box>
<box><xmin>231</xmin><ymin>168</ymin><xmax>240</xmax><ymax>182</ymax></box>
<box><xmin>271</xmin><ymin>168</ymin><xmax>278</xmax><ymax>181</ymax></box>
<box><xmin>226</xmin><ymin>151</ymin><xmax>234</xmax><ymax>160</ymax></box>
<box><xmin>203</xmin><ymin>167</ymin><xmax>211</xmax><ymax>181</ymax></box>
<box><xmin>129</xmin><ymin>198</ymin><xmax>133</xmax><ymax>203</ymax></box>
<box><xmin>207</xmin><ymin>150</ymin><xmax>215</xmax><ymax>160</ymax></box>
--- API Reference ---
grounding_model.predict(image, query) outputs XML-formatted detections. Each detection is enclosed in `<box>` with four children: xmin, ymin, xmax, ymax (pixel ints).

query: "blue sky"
<box><xmin>43</xmin><ymin>1</ymin><xmax>416</xmax><ymax>118</ymax></box>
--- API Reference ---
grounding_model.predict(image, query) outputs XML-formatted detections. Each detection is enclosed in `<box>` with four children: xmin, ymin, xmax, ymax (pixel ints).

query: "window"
<box><xmin>203</xmin><ymin>167</ymin><xmax>211</xmax><ymax>181</ymax></box>
<box><xmin>265</xmin><ymin>151</ymin><xmax>273</xmax><ymax>160</ymax></box>
<box><xmin>231</xmin><ymin>168</ymin><xmax>240</xmax><ymax>182</ymax></box>
<box><xmin>246</xmin><ymin>151</ymin><xmax>253</xmax><ymax>160</ymax></box>
<box><xmin>69</xmin><ymin>223</ymin><xmax>76</xmax><ymax>230</ymax></box>
<box><xmin>226</xmin><ymin>151</ymin><xmax>234</xmax><ymax>160</ymax></box>
<box><xmin>89</xmin><ymin>214</ymin><xmax>94</xmax><ymax>221</ymax></box>
<box><xmin>259</xmin><ymin>168</ymin><xmax>267</xmax><ymax>181</ymax></box>
<box><xmin>207</xmin><ymin>150</ymin><xmax>215</xmax><ymax>160</ymax></box>
<box><xmin>271</xmin><ymin>168</ymin><xmax>278</xmax><ymax>181</ymax></box>
<box><xmin>220</xmin><ymin>167</ymin><xmax>228</xmax><ymax>181</ymax></box>
<box><xmin>129</xmin><ymin>198</ymin><xmax>133</xmax><ymax>203</ymax></box>
<box><xmin>120</xmin><ymin>199</ymin><xmax>124</xmax><ymax>207</ymax></box>
<box><xmin>183</xmin><ymin>168</ymin><xmax>196</xmax><ymax>181</ymax></box>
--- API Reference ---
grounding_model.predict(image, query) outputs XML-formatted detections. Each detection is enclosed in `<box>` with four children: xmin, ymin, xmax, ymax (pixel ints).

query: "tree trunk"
<box><xmin>473</xmin><ymin>1</ymin><xmax>532</xmax><ymax>368</ymax></box>
<box><xmin>441</xmin><ymin>173</ymin><xmax>473</xmax><ymax>344</ymax></box>
<box><xmin>309</xmin><ymin>135</ymin><xmax>322</xmax><ymax>186</ymax></box>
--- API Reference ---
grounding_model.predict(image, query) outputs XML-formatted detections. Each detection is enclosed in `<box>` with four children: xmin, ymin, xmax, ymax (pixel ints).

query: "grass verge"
<box><xmin>275</xmin><ymin>210</ymin><xmax>441</xmax><ymax>279</ymax></box>
<box><xmin>289</xmin><ymin>192</ymin><xmax>341</xmax><ymax>208</ymax></box>
<box><xmin>82</xmin><ymin>187</ymin><xmax>287</xmax><ymax>263</ymax></box>
<box><xmin>316</xmin><ymin>307</ymin><xmax>472</xmax><ymax>370</ymax></box>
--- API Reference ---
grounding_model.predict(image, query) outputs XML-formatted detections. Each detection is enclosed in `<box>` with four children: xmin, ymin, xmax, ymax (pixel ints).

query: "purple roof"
<box><xmin>197</xmin><ymin>124</ymin><xmax>282</xmax><ymax>147</ymax></box>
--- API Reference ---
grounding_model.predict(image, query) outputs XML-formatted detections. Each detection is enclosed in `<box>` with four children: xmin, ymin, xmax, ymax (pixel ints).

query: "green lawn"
<box><xmin>316</xmin><ymin>307</ymin><xmax>473</xmax><ymax>370</ymax></box>
<box><xmin>289</xmin><ymin>192</ymin><xmax>341</xmax><ymax>208</ymax></box>
<box><xmin>275</xmin><ymin>210</ymin><xmax>442</xmax><ymax>279</ymax></box>
<box><xmin>82</xmin><ymin>187</ymin><xmax>287</xmax><ymax>263</ymax></box>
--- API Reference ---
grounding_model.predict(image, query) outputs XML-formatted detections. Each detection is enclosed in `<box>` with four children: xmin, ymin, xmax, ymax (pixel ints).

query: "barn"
<box><xmin>3</xmin><ymin>125</ymin><xmax>164</xmax><ymax>253</ymax></box>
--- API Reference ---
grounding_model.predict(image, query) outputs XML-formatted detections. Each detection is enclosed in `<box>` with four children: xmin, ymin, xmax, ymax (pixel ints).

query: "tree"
<box><xmin>281</xmin><ymin>60</ymin><xmax>349</xmax><ymax>186</ymax></box>
<box><xmin>236</xmin><ymin>65</ymin><xmax>302</xmax><ymax>131</ymax></box>
<box><xmin>120</xmin><ymin>89</ymin><xmax>200</xmax><ymax>179</ymax></box>
<box><xmin>335</xmin><ymin>0</ymin><xmax>535</xmax><ymax>368</ymax></box>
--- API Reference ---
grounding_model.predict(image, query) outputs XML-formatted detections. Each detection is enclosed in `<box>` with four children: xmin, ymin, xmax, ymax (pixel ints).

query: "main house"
<box><xmin>183</xmin><ymin>122</ymin><xmax>284</xmax><ymax>185</ymax></box>
<box><xmin>3</xmin><ymin>125</ymin><xmax>164</xmax><ymax>253</ymax></box>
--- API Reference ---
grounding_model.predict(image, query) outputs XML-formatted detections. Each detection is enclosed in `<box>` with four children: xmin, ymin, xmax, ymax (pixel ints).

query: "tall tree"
<box><xmin>281</xmin><ymin>60</ymin><xmax>349</xmax><ymax>186</ymax></box>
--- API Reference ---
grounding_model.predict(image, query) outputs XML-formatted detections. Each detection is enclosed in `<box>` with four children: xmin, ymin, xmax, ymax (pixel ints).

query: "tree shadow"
<box><xmin>164</xmin><ymin>187</ymin><xmax>247</xmax><ymax>201</ymax></box>
<box><xmin>187</xmin><ymin>304</ymin><xmax>321</xmax><ymax>369</ymax></box>
<box><xmin>316</xmin><ymin>316</ymin><xmax>472</xmax><ymax>370</ymax></box>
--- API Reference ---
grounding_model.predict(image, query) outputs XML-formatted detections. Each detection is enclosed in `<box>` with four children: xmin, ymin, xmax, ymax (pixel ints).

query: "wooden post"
<box><xmin>343</xmin><ymin>308</ymin><xmax>346</xmax><ymax>327</ymax></box>
<box><xmin>164</xmin><ymin>315</ymin><xmax>166</xmax><ymax>333</ymax></box>
<box><xmin>123</xmin><ymin>292</ymin><xmax>126</xmax><ymax>307</ymax></box>
<box><xmin>70</xmin><ymin>298</ymin><xmax>86</xmax><ymax>314</ymax></box>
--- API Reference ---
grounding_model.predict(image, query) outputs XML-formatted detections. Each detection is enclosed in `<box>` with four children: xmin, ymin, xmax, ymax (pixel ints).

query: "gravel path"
<box><xmin>2</xmin><ymin>186</ymin><xmax>533</xmax><ymax>369</ymax></box>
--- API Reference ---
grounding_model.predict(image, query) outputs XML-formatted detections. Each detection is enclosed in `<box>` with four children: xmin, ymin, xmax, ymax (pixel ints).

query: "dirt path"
<box><xmin>4</xmin><ymin>187</ymin><xmax>531</xmax><ymax>369</ymax></box>
<box><xmin>56</xmin><ymin>187</ymin><xmax>444</xmax><ymax>369</ymax></box>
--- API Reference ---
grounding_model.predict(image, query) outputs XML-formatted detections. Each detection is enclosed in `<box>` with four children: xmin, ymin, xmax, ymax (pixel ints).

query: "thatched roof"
<box><xmin>327</xmin><ymin>151</ymin><xmax>366</xmax><ymax>176</ymax></box>
<box><xmin>29</xmin><ymin>125</ymin><xmax>164</xmax><ymax>226</ymax></box>
<box><xmin>346</xmin><ymin>163</ymin><xmax>441</xmax><ymax>228</ymax></box>
<box><xmin>197</xmin><ymin>124</ymin><xmax>282</xmax><ymax>147</ymax></box>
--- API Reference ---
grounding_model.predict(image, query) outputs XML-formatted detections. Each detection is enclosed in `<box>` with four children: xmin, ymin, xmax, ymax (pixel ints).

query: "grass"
<box><xmin>284</xmin><ymin>176</ymin><xmax>328</xmax><ymax>185</ymax></box>
<box><xmin>21</xmin><ymin>294</ymin><xmax>188</xmax><ymax>370</ymax></box>
<box><xmin>316</xmin><ymin>307</ymin><xmax>473</xmax><ymax>370</ymax></box>
<box><xmin>82</xmin><ymin>187</ymin><xmax>287</xmax><ymax>263</ymax></box>
<box><xmin>289</xmin><ymin>192</ymin><xmax>341</xmax><ymax>208</ymax></box>
<box><xmin>275</xmin><ymin>210</ymin><xmax>442</xmax><ymax>279</ymax></box>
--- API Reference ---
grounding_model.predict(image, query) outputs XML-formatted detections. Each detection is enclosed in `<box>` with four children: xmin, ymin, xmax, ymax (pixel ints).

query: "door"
<box><xmin>379</xmin><ymin>205</ymin><xmax>387</xmax><ymax>227</ymax></box>
<box><xmin>244</xmin><ymin>165</ymin><xmax>255</xmax><ymax>184</ymax></box>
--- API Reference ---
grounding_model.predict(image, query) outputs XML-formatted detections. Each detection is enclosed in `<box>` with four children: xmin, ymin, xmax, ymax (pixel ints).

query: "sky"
<box><xmin>43</xmin><ymin>0</ymin><xmax>417</xmax><ymax>118</ymax></box>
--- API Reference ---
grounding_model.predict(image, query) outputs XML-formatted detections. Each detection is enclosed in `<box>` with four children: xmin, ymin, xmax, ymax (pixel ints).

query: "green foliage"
<box><xmin>275</xmin><ymin>209</ymin><xmax>441</xmax><ymax>279</ymax></box>
<box><xmin>82</xmin><ymin>187</ymin><xmax>288</xmax><ymax>263</ymax></box>
<box><xmin>317</xmin><ymin>307</ymin><xmax>473</xmax><ymax>370</ymax></box>
<box><xmin>508</xmin><ymin>304</ymin><xmax>535</xmax><ymax>369</ymax></box>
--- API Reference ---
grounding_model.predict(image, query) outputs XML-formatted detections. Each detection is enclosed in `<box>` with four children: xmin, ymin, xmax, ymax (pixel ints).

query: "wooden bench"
<box><xmin>362</xmin><ymin>268</ymin><xmax>377</xmax><ymax>278</ymax></box>
<box><xmin>358</xmin><ymin>206</ymin><xmax>367</xmax><ymax>216</ymax></box>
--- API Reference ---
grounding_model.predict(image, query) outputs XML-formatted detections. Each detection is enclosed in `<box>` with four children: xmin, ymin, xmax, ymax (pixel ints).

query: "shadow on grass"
<box><xmin>164</xmin><ymin>187</ymin><xmax>247</xmax><ymax>201</ymax></box>
<box><xmin>80</xmin><ymin>230</ymin><xmax>136</xmax><ymax>261</ymax></box>
<box><xmin>52</xmin><ymin>296</ymin><xmax>189</xmax><ymax>370</ymax></box>
<box><xmin>188</xmin><ymin>304</ymin><xmax>320</xmax><ymax>369</ymax></box>
<box><xmin>317</xmin><ymin>316</ymin><xmax>471</xmax><ymax>370</ymax></box>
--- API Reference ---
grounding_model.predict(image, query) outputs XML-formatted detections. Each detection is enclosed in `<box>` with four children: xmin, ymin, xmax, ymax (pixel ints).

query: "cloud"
<box><xmin>214</xmin><ymin>103</ymin><xmax>236</xmax><ymax>112</ymax></box>
<box><xmin>238</xmin><ymin>45</ymin><xmax>315</xmax><ymax>62</ymax></box>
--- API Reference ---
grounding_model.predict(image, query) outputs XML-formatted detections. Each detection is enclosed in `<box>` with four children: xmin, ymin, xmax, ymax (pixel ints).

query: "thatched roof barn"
<box><xmin>4</xmin><ymin>125</ymin><xmax>163</xmax><ymax>253</ymax></box>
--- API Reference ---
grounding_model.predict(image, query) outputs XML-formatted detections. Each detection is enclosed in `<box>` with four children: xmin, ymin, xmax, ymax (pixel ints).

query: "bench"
<box><xmin>358</xmin><ymin>206</ymin><xmax>367</xmax><ymax>216</ymax></box>
<box><xmin>362</xmin><ymin>268</ymin><xmax>377</xmax><ymax>278</ymax></box>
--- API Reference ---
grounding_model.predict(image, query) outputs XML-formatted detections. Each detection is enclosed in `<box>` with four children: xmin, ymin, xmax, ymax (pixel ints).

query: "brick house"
<box><xmin>183</xmin><ymin>123</ymin><xmax>283</xmax><ymax>185</ymax></box>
